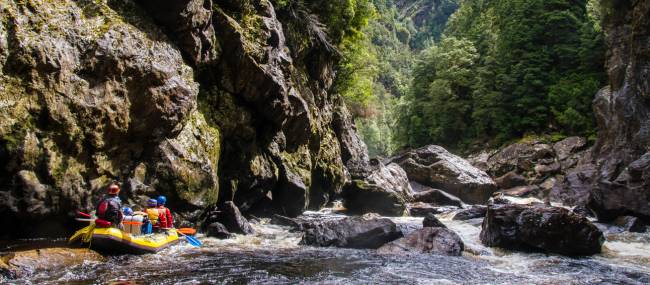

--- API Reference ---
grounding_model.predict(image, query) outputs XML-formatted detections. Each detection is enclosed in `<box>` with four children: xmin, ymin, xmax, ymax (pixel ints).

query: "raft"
<box><xmin>69</xmin><ymin>225</ymin><xmax>180</xmax><ymax>254</ymax></box>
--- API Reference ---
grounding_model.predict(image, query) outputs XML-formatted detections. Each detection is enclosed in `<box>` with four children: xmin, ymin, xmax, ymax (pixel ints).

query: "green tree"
<box><xmin>397</xmin><ymin>37</ymin><xmax>478</xmax><ymax>149</ymax></box>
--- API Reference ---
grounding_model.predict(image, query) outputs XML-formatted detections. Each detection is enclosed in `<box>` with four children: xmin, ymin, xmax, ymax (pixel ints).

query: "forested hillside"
<box><xmin>345</xmin><ymin>0</ymin><xmax>606</xmax><ymax>155</ymax></box>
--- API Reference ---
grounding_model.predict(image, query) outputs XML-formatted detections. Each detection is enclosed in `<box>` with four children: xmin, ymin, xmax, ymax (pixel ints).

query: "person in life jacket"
<box><xmin>156</xmin><ymin>195</ymin><xmax>174</xmax><ymax>229</ymax></box>
<box><xmin>95</xmin><ymin>184</ymin><xmax>123</xmax><ymax>228</ymax></box>
<box><xmin>146</xmin><ymin>198</ymin><xmax>165</xmax><ymax>231</ymax></box>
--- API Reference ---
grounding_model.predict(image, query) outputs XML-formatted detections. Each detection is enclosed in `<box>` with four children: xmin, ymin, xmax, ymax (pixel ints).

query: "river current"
<box><xmin>3</xmin><ymin>206</ymin><xmax>650</xmax><ymax>284</ymax></box>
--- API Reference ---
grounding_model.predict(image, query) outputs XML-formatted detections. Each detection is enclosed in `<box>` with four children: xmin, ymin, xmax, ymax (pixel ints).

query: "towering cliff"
<box><xmin>587</xmin><ymin>0</ymin><xmax>650</xmax><ymax>221</ymax></box>
<box><xmin>0</xmin><ymin>0</ymin><xmax>372</xmax><ymax>238</ymax></box>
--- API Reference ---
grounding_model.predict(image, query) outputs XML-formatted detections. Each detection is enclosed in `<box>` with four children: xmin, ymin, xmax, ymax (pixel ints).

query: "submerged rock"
<box><xmin>342</xmin><ymin>162</ymin><xmax>413</xmax><ymax>216</ymax></box>
<box><xmin>389</xmin><ymin>145</ymin><xmax>496</xmax><ymax>204</ymax></box>
<box><xmin>300</xmin><ymin>216</ymin><xmax>403</xmax><ymax>249</ymax></box>
<box><xmin>480</xmin><ymin>204</ymin><xmax>604</xmax><ymax>256</ymax></box>
<box><xmin>1</xmin><ymin>248</ymin><xmax>104</xmax><ymax>279</ymax></box>
<box><xmin>377</xmin><ymin>227</ymin><xmax>464</xmax><ymax>256</ymax></box>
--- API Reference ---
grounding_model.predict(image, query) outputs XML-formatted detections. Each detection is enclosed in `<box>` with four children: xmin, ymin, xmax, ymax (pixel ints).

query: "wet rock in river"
<box><xmin>612</xmin><ymin>216</ymin><xmax>647</xmax><ymax>233</ymax></box>
<box><xmin>342</xmin><ymin>162</ymin><xmax>413</xmax><ymax>216</ymax></box>
<box><xmin>423</xmin><ymin>213</ymin><xmax>446</xmax><ymax>228</ymax></box>
<box><xmin>377</xmin><ymin>227</ymin><xmax>464</xmax><ymax>256</ymax></box>
<box><xmin>389</xmin><ymin>145</ymin><xmax>497</xmax><ymax>204</ymax></box>
<box><xmin>270</xmin><ymin>214</ymin><xmax>304</xmax><ymax>232</ymax></box>
<box><xmin>205</xmin><ymin>201</ymin><xmax>254</xmax><ymax>235</ymax></box>
<box><xmin>1</xmin><ymin>248</ymin><xmax>104</xmax><ymax>279</ymax></box>
<box><xmin>412</xmin><ymin>186</ymin><xmax>464</xmax><ymax>208</ymax></box>
<box><xmin>206</xmin><ymin>222</ymin><xmax>232</xmax><ymax>239</ymax></box>
<box><xmin>480</xmin><ymin>204</ymin><xmax>604</xmax><ymax>256</ymax></box>
<box><xmin>408</xmin><ymin>202</ymin><xmax>444</xmax><ymax>217</ymax></box>
<box><xmin>300</xmin><ymin>216</ymin><xmax>403</xmax><ymax>249</ymax></box>
<box><xmin>453</xmin><ymin>206</ymin><xmax>487</xmax><ymax>221</ymax></box>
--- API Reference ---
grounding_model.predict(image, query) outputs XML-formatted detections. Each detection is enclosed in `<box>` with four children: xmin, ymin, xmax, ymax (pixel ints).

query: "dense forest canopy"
<box><xmin>334</xmin><ymin>0</ymin><xmax>606</xmax><ymax>156</ymax></box>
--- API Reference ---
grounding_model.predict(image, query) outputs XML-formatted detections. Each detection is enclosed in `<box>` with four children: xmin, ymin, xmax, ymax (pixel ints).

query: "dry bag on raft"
<box><xmin>123</xmin><ymin>215</ymin><xmax>144</xmax><ymax>235</ymax></box>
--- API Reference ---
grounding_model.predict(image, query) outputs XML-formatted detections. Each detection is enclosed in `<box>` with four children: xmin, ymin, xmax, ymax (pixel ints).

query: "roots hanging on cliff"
<box><xmin>279</xmin><ymin>0</ymin><xmax>340</xmax><ymax>56</ymax></box>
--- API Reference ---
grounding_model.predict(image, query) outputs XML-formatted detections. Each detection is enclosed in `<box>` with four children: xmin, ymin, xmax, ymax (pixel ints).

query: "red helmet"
<box><xmin>108</xmin><ymin>184</ymin><xmax>120</xmax><ymax>194</ymax></box>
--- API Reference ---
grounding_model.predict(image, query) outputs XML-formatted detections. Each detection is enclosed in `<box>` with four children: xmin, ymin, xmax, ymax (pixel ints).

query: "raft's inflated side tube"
<box><xmin>89</xmin><ymin>227</ymin><xmax>179</xmax><ymax>255</ymax></box>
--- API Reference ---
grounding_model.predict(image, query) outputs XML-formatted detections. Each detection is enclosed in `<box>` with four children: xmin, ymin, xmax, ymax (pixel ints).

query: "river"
<box><xmin>3</xmin><ymin>208</ymin><xmax>650</xmax><ymax>284</ymax></box>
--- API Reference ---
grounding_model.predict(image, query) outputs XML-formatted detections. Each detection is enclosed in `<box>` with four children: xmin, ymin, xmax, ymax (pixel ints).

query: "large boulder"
<box><xmin>389</xmin><ymin>145</ymin><xmax>496</xmax><ymax>204</ymax></box>
<box><xmin>480</xmin><ymin>204</ymin><xmax>604</xmax><ymax>256</ymax></box>
<box><xmin>342</xmin><ymin>162</ymin><xmax>413</xmax><ymax>216</ymax></box>
<box><xmin>587</xmin><ymin>0</ymin><xmax>650</xmax><ymax>221</ymax></box>
<box><xmin>300</xmin><ymin>216</ymin><xmax>403</xmax><ymax>249</ymax></box>
<box><xmin>377</xmin><ymin>227</ymin><xmax>463</xmax><ymax>256</ymax></box>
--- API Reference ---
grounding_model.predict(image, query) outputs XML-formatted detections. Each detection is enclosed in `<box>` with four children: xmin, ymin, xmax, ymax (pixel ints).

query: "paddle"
<box><xmin>176</xmin><ymin>230</ymin><xmax>202</xmax><ymax>247</ymax></box>
<box><xmin>177</xmin><ymin>228</ymin><xmax>197</xmax><ymax>236</ymax></box>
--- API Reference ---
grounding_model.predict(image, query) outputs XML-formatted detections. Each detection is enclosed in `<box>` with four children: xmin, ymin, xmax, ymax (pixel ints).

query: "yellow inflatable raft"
<box><xmin>69</xmin><ymin>224</ymin><xmax>179</xmax><ymax>254</ymax></box>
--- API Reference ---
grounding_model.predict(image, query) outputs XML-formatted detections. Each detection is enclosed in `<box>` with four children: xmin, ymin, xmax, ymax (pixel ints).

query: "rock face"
<box><xmin>587</xmin><ymin>1</ymin><xmax>650</xmax><ymax>221</ymax></box>
<box><xmin>377</xmin><ymin>227</ymin><xmax>463</xmax><ymax>256</ymax></box>
<box><xmin>480</xmin><ymin>204</ymin><xmax>604</xmax><ymax>256</ymax></box>
<box><xmin>389</xmin><ymin>145</ymin><xmax>496</xmax><ymax>204</ymax></box>
<box><xmin>342</xmin><ymin>162</ymin><xmax>413</xmax><ymax>216</ymax></box>
<box><xmin>0</xmin><ymin>0</ymin><xmax>376</xmax><ymax>237</ymax></box>
<box><xmin>300</xmin><ymin>216</ymin><xmax>403</xmax><ymax>249</ymax></box>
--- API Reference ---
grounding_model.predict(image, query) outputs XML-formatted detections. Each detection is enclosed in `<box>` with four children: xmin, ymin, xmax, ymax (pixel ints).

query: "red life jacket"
<box><xmin>157</xmin><ymin>206</ymin><xmax>173</xmax><ymax>228</ymax></box>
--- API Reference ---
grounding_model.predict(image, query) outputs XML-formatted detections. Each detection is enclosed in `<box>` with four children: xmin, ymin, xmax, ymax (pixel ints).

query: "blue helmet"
<box><xmin>156</xmin><ymin>195</ymin><xmax>167</xmax><ymax>206</ymax></box>
<box><xmin>147</xmin><ymin>198</ymin><xmax>158</xmax><ymax>207</ymax></box>
<box><xmin>122</xmin><ymin>207</ymin><xmax>133</xmax><ymax>216</ymax></box>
